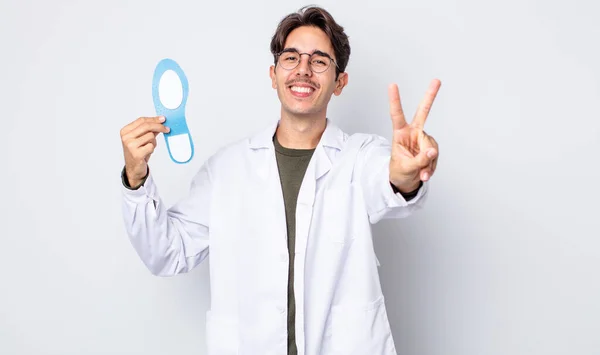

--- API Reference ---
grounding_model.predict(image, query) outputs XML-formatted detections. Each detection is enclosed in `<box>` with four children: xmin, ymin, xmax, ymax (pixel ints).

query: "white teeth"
<box><xmin>291</xmin><ymin>86</ymin><xmax>313</xmax><ymax>94</ymax></box>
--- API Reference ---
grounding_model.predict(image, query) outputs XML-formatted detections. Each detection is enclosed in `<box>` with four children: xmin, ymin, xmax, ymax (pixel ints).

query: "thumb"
<box><xmin>413</xmin><ymin>148</ymin><xmax>436</xmax><ymax>169</ymax></box>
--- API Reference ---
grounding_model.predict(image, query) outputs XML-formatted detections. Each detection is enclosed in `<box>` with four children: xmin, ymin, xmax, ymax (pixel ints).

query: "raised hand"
<box><xmin>120</xmin><ymin>116</ymin><xmax>170</xmax><ymax>187</ymax></box>
<box><xmin>388</xmin><ymin>79</ymin><xmax>441</xmax><ymax>193</ymax></box>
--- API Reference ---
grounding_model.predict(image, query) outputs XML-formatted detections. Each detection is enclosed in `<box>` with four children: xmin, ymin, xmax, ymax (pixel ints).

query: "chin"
<box><xmin>283</xmin><ymin>99</ymin><xmax>322</xmax><ymax>114</ymax></box>
<box><xmin>284</xmin><ymin>106</ymin><xmax>322</xmax><ymax>117</ymax></box>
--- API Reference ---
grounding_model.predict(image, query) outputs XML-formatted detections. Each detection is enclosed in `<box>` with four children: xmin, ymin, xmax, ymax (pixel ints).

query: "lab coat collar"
<box><xmin>248</xmin><ymin>118</ymin><xmax>345</xmax><ymax>151</ymax></box>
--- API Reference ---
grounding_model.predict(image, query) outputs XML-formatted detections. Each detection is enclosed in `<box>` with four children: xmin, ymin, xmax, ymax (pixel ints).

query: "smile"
<box><xmin>290</xmin><ymin>86</ymin><xmax>314</xmax><ymax>93</ymax></box>
<box><xmin>289</xmin><ymin>85</ymin><xmax>316</xmax><ymax>98</ymax></box>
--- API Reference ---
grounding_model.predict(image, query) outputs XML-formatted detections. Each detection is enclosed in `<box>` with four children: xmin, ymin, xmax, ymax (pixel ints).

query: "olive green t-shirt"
<box><xmin>273</xmin><ymin>135</ymin><xmax>315</xmax><ymax>355</ymax></box>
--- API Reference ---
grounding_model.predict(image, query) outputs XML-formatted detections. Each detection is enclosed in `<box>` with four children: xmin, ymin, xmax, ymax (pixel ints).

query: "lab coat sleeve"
<box><xmin>357</xmin><ymin>135</ymin><xmax>429</xmax><ymax>224</ymax></box>
<box><xmin>120</xmin><ymin>161</ymin><xmax>212</xmax><ymax>276</ymax></box>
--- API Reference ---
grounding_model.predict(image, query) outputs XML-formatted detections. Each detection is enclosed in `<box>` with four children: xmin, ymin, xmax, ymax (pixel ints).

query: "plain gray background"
<box><xmin>1</xmin><ymin>0</ymin><xmax>598</xmax><ymax>354</ymax></box>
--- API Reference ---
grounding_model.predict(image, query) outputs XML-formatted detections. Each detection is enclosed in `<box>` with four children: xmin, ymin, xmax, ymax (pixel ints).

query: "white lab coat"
<box><xmin>121</xmin><ymin>118</ymin><xmax>428</xmax><ymax>355</ymax></box>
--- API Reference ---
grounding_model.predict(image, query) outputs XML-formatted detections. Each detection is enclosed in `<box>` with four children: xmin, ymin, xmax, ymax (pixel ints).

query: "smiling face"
<box><xmin>269</xmin><ymin>25</ymin><xmax>348</xmax><ymax>120</ymax></box>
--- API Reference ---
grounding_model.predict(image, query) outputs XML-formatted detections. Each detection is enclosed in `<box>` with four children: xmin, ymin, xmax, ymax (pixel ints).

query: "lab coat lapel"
<box><xmin>295</xmin><ymin>143</ymin><xmax>327</xmax><ymax>253</ymax></box>
<box><xmin>298</xmin><ymin>118</ymin><xmax>345</xmax><ymax>200</ymax></box>
<box><xmin>295</xmin><ymin>118</ymin><xmax>345</xmax><ymax>243</ymax></box>
<box><xmin>247</xmin><ymin>120</ymin><xmax>288</xmax><ymax>244</ymax></box>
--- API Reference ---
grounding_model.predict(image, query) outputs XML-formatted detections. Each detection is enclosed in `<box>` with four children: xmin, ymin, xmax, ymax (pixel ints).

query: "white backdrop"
<box><xmin>1</xmin><ymin>0</ymin><xmax>599</xmax><ymax>354</ymax></box>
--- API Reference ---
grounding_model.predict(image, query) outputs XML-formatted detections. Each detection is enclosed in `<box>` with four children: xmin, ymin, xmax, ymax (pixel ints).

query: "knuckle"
<box><xmin>126</xmin><ymin>141</ymin><xmax>136</xmax><ymax>151</ymax></box>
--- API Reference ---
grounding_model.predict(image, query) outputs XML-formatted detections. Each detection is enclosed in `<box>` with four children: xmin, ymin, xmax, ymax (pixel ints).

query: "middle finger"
<box><xmin>412</xmin><ymin>79</ymin><xmax>441</xmax><ymax>130</ymax></box>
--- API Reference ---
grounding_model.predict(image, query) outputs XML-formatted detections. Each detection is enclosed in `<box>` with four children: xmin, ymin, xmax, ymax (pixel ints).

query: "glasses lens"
<box><xmin>309</xmin><ymin>54</ymin><xmax>330</xmax><ymax>72</ymax></box>
<box><xmin>279</xmin><ymin>52</ymin><xmax>300</xmax><ymax>70</ymax></box>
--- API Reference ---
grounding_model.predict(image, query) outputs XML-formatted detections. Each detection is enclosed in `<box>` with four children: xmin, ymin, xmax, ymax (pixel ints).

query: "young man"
<box><xmin>119</xmin><ymin>6</ymin><xmax>440</xmax><ymax>355</ymax></box>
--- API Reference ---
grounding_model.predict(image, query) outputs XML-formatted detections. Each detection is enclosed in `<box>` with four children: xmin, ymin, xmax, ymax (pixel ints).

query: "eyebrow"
<box><xmin>281</xmin><ymin>47</ymin><xmax>334</xmax><ymax>60</ymax></box>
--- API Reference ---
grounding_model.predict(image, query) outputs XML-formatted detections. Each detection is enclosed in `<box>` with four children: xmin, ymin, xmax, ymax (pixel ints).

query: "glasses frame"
<box><xmin>276</xmin><ymin>48</ymin><xmax>340</xmax><ymax>73</ymax></box>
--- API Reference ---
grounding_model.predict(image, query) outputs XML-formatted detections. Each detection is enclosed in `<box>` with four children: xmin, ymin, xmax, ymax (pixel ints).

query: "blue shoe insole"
<box><xmin>151</xmin><ymin>58</ymin><xmax>194</xmax><ymax>164</ymax></box>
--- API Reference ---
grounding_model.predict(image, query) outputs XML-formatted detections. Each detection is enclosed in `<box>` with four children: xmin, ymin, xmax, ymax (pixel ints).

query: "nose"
<box><xmin>296</xmin><ymin>54</ymin><xmax>312</xmax><ymax>77</ymax></box>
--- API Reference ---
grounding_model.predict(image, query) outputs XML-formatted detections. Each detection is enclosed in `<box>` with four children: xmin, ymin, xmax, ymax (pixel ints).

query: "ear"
<box><xmin>333</xmin><ymin>72</ymin><xmax>348</xmax><ymax>96</ymax></box>
<box><xmin>269</xmin><ymin>65</ymin><xmax>277</xmax><ymax>89</ymax></box>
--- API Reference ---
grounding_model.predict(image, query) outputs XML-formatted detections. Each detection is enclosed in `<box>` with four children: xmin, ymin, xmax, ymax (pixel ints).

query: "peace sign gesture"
<box><xmin>388</xmin><ymin>79</ymin><xmax>441</xmax><ymax>193</ymax></box>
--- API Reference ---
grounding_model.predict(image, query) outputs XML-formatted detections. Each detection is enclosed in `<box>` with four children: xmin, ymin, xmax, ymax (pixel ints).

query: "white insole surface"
<box><xmin>167</xmin><ymin>134</ymin><xmax>192</xmax><ymax>162</ymax></box>
<box><xmin>158</xmin><ymin>70</ymin><xmax>183</xmax><ymax>109</ymax></box>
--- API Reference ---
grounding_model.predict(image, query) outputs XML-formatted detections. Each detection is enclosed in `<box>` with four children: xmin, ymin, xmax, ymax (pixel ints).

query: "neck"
<box><xmin>275</xmin><ymin>112</ymin><xmax>326</xmax><ymax>149</ymax></box>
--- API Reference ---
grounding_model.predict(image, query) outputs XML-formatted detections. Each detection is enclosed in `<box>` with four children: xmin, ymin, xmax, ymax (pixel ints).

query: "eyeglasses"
<box><xmin>276</xmin><ymin>48</ymin><xmax>339</xmax><ymax>73</ymax></box>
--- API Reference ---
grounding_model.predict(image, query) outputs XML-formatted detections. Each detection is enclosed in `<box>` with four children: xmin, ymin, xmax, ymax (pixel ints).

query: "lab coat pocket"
<box><xmin>322</xmin><ymin>186</ymin><xmax>360</xmax><ymax>244</ymax></box>
<box><xmin>206</xmin><ymin>311</ymin><xmax>238</xmax><ymax>355</ymax></box>
<box><xmin>329</xmin><ymin>296</ymin><xmax>396</xmax><ymax>355</ymax></box>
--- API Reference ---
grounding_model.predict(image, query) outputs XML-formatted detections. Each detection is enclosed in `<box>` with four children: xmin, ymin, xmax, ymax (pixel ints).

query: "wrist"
<box><xmin>124</xmin><ymin>166</ymin><xmax>149</xmax><ymax>189</ymax></box>
<box><xmin>390</xmin><ymin>180</ymin><xmax>421</xmax><ymax>194</ymax></box>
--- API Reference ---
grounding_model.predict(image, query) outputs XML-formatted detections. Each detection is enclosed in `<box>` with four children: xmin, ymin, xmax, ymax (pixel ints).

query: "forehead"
<box><xmin>283</xmin><ymin>26</ymin><xmax>335</xmax><ymax>57</ymax></box>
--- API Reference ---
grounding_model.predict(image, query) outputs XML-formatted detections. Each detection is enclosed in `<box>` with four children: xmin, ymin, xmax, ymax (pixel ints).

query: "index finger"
<box><xmin>121</xmin><ymin>116</ymin><xmax>165</xmax><ymax>136</ymax></box>
<box><xmin>412</xmin><ymin>79</ymin><xmax>441</xmax><ymax>130</ymax></box>
<box><xmin>125</xmin><ymin>121</ymin><xmax>170</xmax><ymax>140</ymax></box>
<box><xmin>388</xmin><ymin>83</ymin><xmax>407</xmax><ymax>131</ymax></box>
